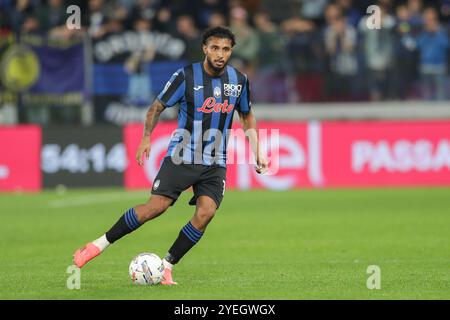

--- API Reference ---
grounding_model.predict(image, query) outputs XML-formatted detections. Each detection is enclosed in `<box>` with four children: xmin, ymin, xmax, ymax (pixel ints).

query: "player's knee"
<box><xmin>141</xmin><ymin>197</ymin><xmax>171</xmax><ymax>221</ymax></box>
<box><xmin>195</xmin><ymin>206</ymin><xmax>216</xmax><ymax>224</ymax></box>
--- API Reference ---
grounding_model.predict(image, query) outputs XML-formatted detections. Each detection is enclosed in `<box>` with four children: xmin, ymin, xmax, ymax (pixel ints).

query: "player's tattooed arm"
<box><xmin>143</xmin><ymin>99</ymin><xmax>165</xmax><ymax>138</ymax></box>
<box><xmin>136</xmin><ymin>99</ymin><xmax>165</xmax><ymax>166</ymax></box>
<box><xmin>238</xmin><ymin>110</ymin><xmax>269</xmax><ymax>174</ymax></box>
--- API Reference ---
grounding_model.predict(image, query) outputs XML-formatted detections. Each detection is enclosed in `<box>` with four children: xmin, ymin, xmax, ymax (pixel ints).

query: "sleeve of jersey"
<box><xmin>237</xmin><ymin>77</ymin><xmax>252</xmax><ymax>114</ymax></box>
<box><xmin>157</xmin><ymin>69</ymin><xmax>185</xmax><ymax>108</ymax></box>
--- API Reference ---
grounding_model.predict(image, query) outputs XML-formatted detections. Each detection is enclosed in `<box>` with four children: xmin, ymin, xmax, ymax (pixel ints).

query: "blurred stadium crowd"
<box><xmin>0</xmin><ymin>0</ymin><xmax>449</xmax><ymax>107</ymax></box>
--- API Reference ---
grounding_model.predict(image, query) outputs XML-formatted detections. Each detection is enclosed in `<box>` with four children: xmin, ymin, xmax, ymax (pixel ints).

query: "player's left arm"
<box><xmin>237</xmin><ymin>77</ymin><xmax>269</xmax><ymax>174</ymax></box>
<box><xmin>238</xmin><ymin>110</ymin><xmax>269</xmax><ymax>174</ymax></box>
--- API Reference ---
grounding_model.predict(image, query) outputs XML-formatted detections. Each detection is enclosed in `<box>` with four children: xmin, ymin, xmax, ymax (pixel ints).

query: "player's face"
<box><xmin>203</xmin><ymin>37</ymin><xmax>233</xmax><ymax>72</ymax></box>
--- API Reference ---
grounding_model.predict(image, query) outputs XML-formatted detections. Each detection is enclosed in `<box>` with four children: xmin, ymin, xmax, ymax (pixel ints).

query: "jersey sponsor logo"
<box><xmin>193</xmin><ymin>85</ymin><xmax>203</xmax><ymax>91</ymax></box>
<box><xmin>223</xmin><ymin>83</ymin><xmax>242</xmax><ymax>97</ymax></box>
<box><xmin>196</xmin><ymin>97</ymin><xmax>234</xmax><ymax>114</ymax></box>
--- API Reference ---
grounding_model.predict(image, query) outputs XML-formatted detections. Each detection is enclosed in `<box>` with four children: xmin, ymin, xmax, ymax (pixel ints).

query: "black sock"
<box><xmin>165</xmin><ymin>221</ymin><xmax>204</xmax><ymax>265</ymax></box>
<box><xmin>105</xmin><ymin>208</ymin><xmax>141</xmax><ymax>243</ymax></box>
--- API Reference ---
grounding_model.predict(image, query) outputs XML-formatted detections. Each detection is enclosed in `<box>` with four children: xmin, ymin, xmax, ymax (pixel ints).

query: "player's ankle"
<box><xmin>92</xmin><ymin>234</ymin><xmax>110</xmax><ymax>252</ymax></box>
<box><xmin>162</xmin><ymin>258</ymin><xmax>174</xmax><ymax>270</ymax></box>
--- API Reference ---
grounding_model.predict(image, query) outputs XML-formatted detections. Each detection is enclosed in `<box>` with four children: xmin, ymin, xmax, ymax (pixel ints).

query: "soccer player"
<box><xmin>73</xmin><ymin>26</ymin><xmax>268</xmax><ymax>285</ymax></box>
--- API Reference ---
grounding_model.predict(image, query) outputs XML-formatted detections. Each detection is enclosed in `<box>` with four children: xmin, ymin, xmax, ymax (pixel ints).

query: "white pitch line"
<box><xmin>48</xmin><ymin>191</ymin><xmax>149</xmax><ymax>208</ymax></box>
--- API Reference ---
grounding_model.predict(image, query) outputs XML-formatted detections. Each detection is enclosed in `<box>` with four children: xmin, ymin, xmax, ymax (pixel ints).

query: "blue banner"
<box><xmin>0</xmin><ymin>34</ymin><xmax>85</xmax><ymax>107</ymax></box>
<box><xmin>93</xmin><ymin>61</ymin><xmax>184</xmax><ymax>96</ymax></box>
<box><xmin>29</xmin><ymin>42</ymin><xmax>84</xmax><ymax>94</ymax></box>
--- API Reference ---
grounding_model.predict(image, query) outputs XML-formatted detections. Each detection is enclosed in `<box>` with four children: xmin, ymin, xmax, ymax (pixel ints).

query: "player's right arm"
<box><xmin>135</xmin><ymin>68</ymin><xmax>185</xmax><ymax>166</ymax></box>
<box><xmin>136</xmin><ymin>99</ymin><xmax>166</xmax><ymax>166</ymax></box>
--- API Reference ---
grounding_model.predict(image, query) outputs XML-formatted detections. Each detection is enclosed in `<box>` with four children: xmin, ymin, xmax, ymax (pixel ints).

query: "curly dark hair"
<box><xmin>201</xmin><ymin>26</ymin><xmax>236</xmax><ymax>47</ymax></box>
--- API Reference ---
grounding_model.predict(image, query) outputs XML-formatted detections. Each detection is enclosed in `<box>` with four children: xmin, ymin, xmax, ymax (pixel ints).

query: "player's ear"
<box><xmin>202</xmin><ymin>43</ymin><xmax>208</xmax><ymax>54</ymax></box>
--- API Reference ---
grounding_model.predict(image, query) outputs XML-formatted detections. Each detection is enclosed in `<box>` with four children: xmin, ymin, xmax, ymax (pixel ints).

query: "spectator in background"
<box><xmin>335</xmin><ymin>0</ymin><xmax>363</xmax><ymax>27</ymax></box>
<box><xmin>324</xmin><ymin>2</ymin><xmax>342</xmax><ymax>26</ymax></box>
<box><xmin>282</xmin><ymin>16</ymin><xmax>324</xmax><ymax>102</ymax></box>
<box><xmin>127</xmin><ymin>0</ymin><xmax>160</xmax><ymax>29</ymax></box>
<box><xmin>324</xmin><ymin>11</ymin><xmax>359</xmax><ymax>101</ymax></box>
<box><xmin>153</xmin><ymin>7</ymin><xmax>176</xmax><ymax>33</ymax></box>
<box><xmin>261</xmin><ymin>0</ymin><xmax>297</xmax><ymax>24</ymax></box>
<box><xmin>86</xmin><ymin>0</ymin><xmax>108</xmax><ymax>39</ymax></box>
<box><xmin>208</xmin><ymin>12</ymin><xmax>227</xmax><ymax>28</ymax></box>
<box><xmin>7</xmin><ymin>0</ymin><xmax>36</xmax><ymax>33</ymax></box>
<box><xmin>282</xmin><ymin>16</ymin><xmax>321</xmax><ymax>72</ymax></box>
<box><xmin>110</xmin><ymin>1</ymin><xmax>130</xmax><ymax>25</ymax></box>
<box><xmin>415</xmin><ymin>7</ymin><xmax>449</xmax><ymax>100</ymax></box>
<box><xmin>83</xmin><ymin>0</ymin><xmax>126</xmax><ymax>37</ymax></box>
<box><xmin>21</xmin><ymin>16</ymin><xmax>41</xmax><ymax>34</ymax></box>
<box><xmin>105</xmin><ymin>17</ymin><xmax>126</xmax><ymax>35</ymax></box>
<box><xmin>378</xmin><ymin>0</ymin><xmax>395</xmax><ymax>14</ymax></box>
<box><xmin>36</xmin><ymin>0</ymin><xmax>66</xmax><ymax>32</ymax></box>
<box><xmin>229</xmin><ymin>6</ymin><xmax>259</xmax><ymax>75</ymax></box>
<box><xmin>123</xmin><ymin>17</ymin><xmax>155</xmax><ymax>106</ymax></box>
<box><xmin>359</xmin><ymin>3</ymin><xmax>397</xmax><ymax>101</ymax></box>
<box><xmin>124</xmin><ymin>46</ymin><xmax>155</xmax><ymax>106</ymax></box>
<box><xmin>39</xmin><ymin>0</ymin><xmax>84</xmax><ymax>39</ymax></box>
<box><xmin>441</xmin><ymin>0</ymin><xmax>450</xmax><ymax>31</ymax></box>
<box><xmin>301</xmin><ymin>0</ymin><xmax>328</xmax><ymax>25</ymax></box>
<box><xmin>134</xmin><ymin>15</ymin><xmax>152</xmax><ymax>34</ymax></box>
<box><xmin>176</xmin><ymin>15</ymin><xmax>203</xmax><ymax>63</ymax></box>
<box><xmin>191</xmin><ymin>0</ymin><xmax>229</xmax><ymax>29</ymax></box>
<box><xmin>116</xmin><ymin>0</ymin><xmax>135</xmax><ymax>12</ymax></box>
<box><xmin>408</xmin><ymin>0</ymin><xmax>424</xmax><ymax>34</ymax></box>
<box><xmin>252</xmin><ymin>11</ymin><xmax>287</xmax><ymax>102</ymax></box>
<box><xmin>394</xmin><ymin>4</ymin><xmax>418</xmax><ymax>99</ymax></box>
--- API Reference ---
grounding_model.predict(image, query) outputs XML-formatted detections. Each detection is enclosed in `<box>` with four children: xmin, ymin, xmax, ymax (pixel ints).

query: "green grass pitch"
<box><xmin>0</xmin><ymin>187</ymin><xmax>449</xmax><ymax>299</ymax></box>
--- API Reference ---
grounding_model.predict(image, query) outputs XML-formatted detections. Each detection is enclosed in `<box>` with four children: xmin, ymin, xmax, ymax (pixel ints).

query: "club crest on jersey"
<box><xmin>197</xmin><ymin>97</ymin><xmax>234</xmax><ymax>114</ymax></box>
<box><xmin>214</xmin><ymin>86</ymin><xmax>221</xmax><ymax>98</ymax></box>
<box><xmin>224</xmin><ymin>83</ymin><xmax>242</xmax><ymax>97</ymax></box>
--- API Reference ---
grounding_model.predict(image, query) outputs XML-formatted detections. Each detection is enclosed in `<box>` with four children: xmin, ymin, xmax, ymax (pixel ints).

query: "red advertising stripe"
<box><xmin>123</xmin><ymin>121</ymin><xmax>311</xmax><ymax>189</ymax></box>
<box><xmin>0</xmin><ymin>125</ymin><xmax>42</xmax><ymax>191</ymax></box>
<box><xmin>124</xmin><ymin>120</ymin><xmax>450</xmax><ymax>190</ymax></box>
<box><xmin>322</xmin><ymin>121</ymin><xmax>450</xmax><ymax>187</ymax></box>
<box><xmin>225</xmin><ymin>122</ymin><xmax>311</xmax><ymax>189</ymax></box>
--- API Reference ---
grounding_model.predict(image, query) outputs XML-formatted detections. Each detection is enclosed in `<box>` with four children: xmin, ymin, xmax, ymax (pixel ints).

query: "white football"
<box><xmin>129</xmin><ymin>253</ymin><xmax>164</xmax><ymax>285</ymax></box>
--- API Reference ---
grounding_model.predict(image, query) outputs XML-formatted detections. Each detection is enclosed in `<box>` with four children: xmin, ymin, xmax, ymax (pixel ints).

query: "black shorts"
<box><xmin>150</xmin><ymin>157</ymin><xmax>227</xmax><ymax>209</ymax></box>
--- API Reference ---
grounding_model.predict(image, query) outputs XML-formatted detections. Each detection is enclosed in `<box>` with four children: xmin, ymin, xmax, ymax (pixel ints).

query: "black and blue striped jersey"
<box><xmin>157</xmin><ymin>62</ymin><xmax>252</xmax><ymax>167</ymax></box>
